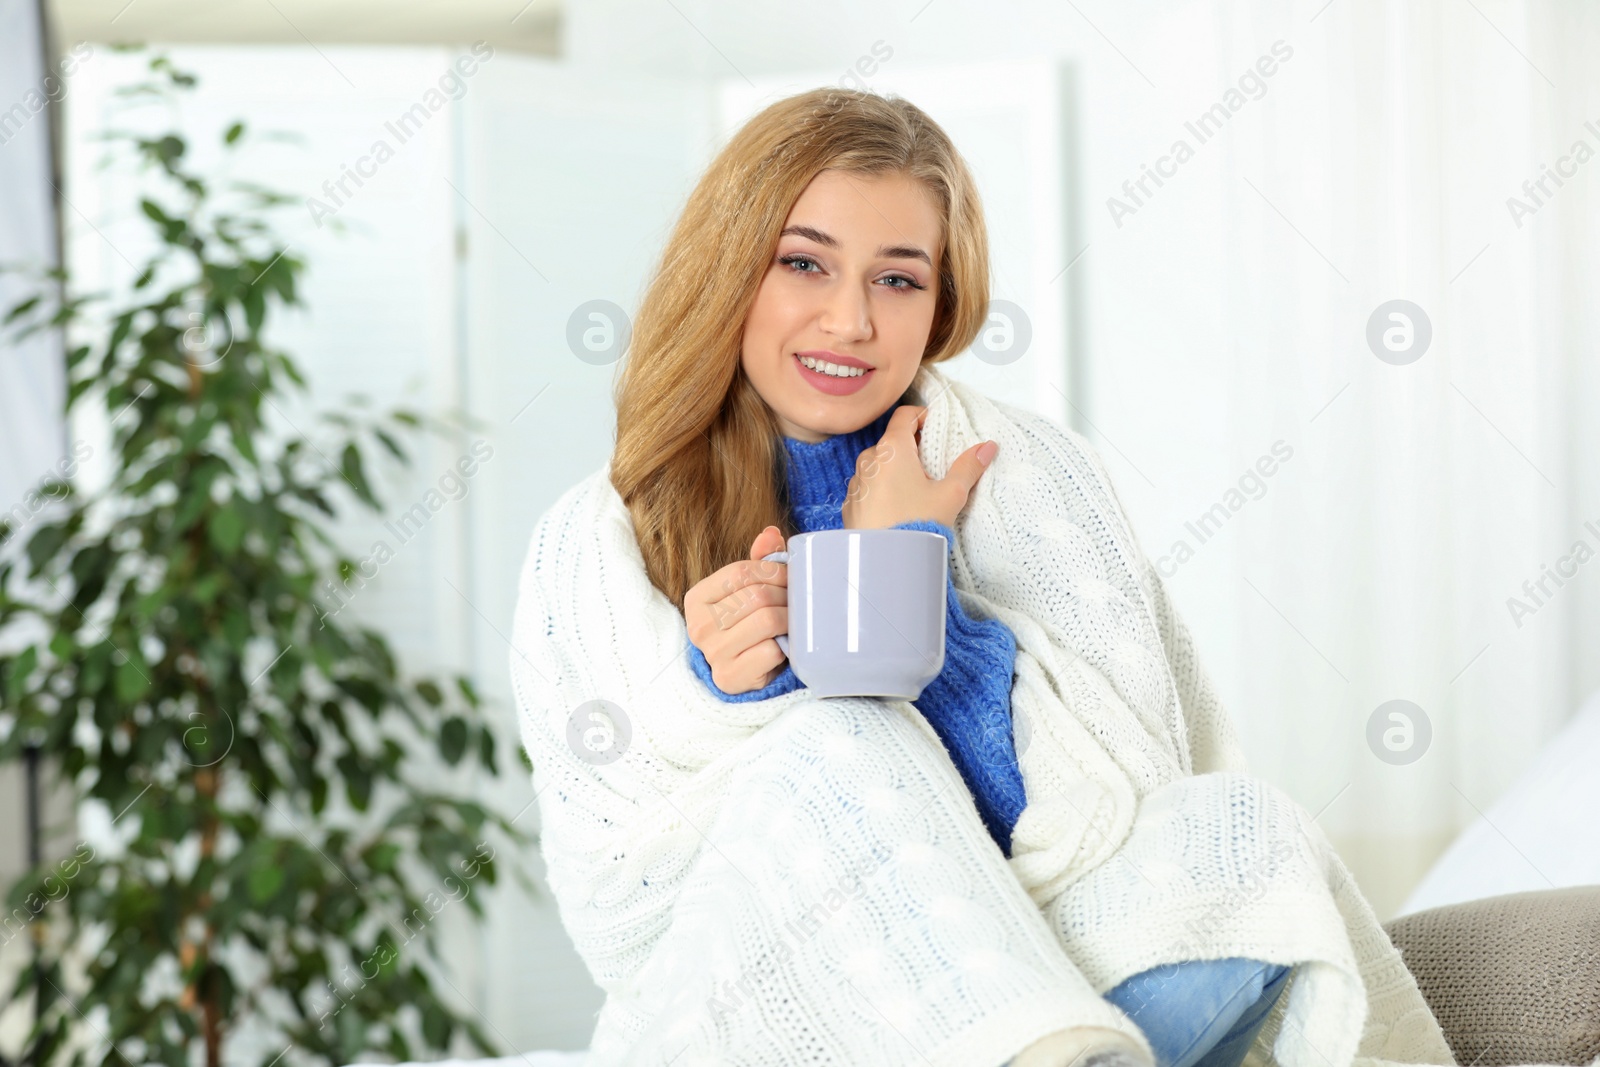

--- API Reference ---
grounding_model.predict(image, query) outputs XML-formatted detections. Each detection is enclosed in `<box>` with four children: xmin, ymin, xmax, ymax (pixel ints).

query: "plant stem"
<box><xmin>197</xmin><ymin>763</ymin><xmax>221</xmax><ymax>1067</ymax></box>
<box><xmin>186</xmin><ymin>350</ymin><xmax>222</xmax><ymax>1067</ymax></box>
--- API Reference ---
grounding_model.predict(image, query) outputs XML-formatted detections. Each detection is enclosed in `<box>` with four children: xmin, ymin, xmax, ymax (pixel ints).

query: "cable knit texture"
<box><xmin>509</xmin><ymin>365</ymin><xmax>1484</xmax><ymax>1067</ymax></box>
<box><xmin>685</xmin><ymin>405</ymin><xmax>1028</xmax><ymax>855</ymax></box>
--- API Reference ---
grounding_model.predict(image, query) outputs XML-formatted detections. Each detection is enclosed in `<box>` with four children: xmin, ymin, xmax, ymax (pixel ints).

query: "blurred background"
<box><xmin>2</xmin><ymin>0</ymin><xmax>1597</xmax><ymax>1056</ymax></box>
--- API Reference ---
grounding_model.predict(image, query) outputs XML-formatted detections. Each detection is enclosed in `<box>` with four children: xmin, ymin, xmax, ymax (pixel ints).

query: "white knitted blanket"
<box><xmin>509</xmin><ymin>365</ymin><xmax>1485</xmax><ymax>1067</ymax></box>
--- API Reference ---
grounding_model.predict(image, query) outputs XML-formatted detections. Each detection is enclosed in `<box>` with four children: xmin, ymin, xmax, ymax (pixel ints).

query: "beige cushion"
<box><xmin>1383</xmin><ymin>885</ymin><xmax>1600</xmax><ymax>1065</ymax></box>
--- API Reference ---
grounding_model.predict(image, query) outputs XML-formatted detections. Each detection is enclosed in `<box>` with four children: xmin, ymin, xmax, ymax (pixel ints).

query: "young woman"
<box><xmin>612</xmin><ymin>89</ymin><xmax>1283</xmax><ymax>1067</ymax></box>
<box><xmin>512</xmin><ymin>88</ymin><xmax>1451</xmax><ymax>1067</ymax></box>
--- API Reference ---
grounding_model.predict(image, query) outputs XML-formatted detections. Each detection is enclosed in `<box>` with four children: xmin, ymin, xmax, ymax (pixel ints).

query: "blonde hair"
<box><xmin>610</xmin><ymin>87</ymin><xmax>991</xmax><ymax>609</ymax></box>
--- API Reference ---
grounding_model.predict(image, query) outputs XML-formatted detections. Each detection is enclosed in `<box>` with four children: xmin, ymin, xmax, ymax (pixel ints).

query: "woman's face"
<box><xmin>740</xmin><ymin>169</ymin><xmax>943</xmax><ymax>443</ymax></box>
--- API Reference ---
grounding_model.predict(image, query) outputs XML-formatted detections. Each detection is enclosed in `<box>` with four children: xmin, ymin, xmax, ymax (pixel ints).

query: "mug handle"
<box><xmin>760</xmin><ymin>550</ymin><xmax>790</xmax><ymax>657</ymax></box>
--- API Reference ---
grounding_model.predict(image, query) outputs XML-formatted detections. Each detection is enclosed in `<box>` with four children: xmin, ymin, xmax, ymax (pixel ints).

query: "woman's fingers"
<box><xmin>685</xmin><ymin>557</ymin><xmax>782</xmax><ymax>643</ymax></box>
<box><xmin>707</xmin><ymin>604</ymin><xmax>790</xmax><ymax>690</ymax></box>
<box><xmin>947</xmin><ymin>439</ymin><xmax>998</xmax><ymax>487</ymax></box>
<box><xmin>749</xmin><ymin>523</ymin><xmax>786</xmax><ymax>562</ymax></box>
<box><xmin>724</xmin><ymin>628</ymin><xmax>791</xmax><ymax>688</ymax></box>
<box><xmin>932</xmin><ymin>439</ymin><xmax>998</xmax><ymax>516</ymax></box>
<box><xmin>709</xmin><ymin>580</ymin><xmax>786</xmax><ymax>632</ymax></box>
<box><xmin>889</xmin><ymin>403</ymin><xmax>924</xmax><ymax>444</ymax></box>
<box><xmin>684</xmin><ymin>532</ymin><xmax>794</xmax><ymax>693</ymax></box>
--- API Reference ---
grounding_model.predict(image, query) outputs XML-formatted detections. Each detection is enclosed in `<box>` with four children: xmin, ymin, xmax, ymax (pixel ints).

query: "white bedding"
<box><xmin>1396</xmin><ymin>685</ymin><xmax>1600</xmax><ymax>917</ymax></box>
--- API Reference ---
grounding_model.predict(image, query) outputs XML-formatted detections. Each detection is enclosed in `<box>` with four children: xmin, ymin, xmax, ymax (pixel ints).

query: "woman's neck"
<box><xmin>780</xmin><ymin>407</ymin><xmax>895</xmax><ymax>513</ymax></box>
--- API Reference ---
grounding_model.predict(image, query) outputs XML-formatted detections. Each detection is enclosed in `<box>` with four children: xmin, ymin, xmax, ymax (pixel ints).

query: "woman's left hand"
<box><xmin>842</xmin><ymin>404</ymin><xmax>999</xmax><ymax>530</ymax></box>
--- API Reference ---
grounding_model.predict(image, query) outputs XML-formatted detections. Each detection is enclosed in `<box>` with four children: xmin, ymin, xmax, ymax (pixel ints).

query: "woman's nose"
<box><xmin>819</xmin><ymin>282</ymin><xmax>872</xmax><ymax>342</ymax></box>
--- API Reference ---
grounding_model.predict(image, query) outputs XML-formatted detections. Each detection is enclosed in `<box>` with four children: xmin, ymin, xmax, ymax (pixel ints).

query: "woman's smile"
<box><xmin>791</xmin><ymin>350</ymin><xmax>876</xmax><ymax>396</ymax></box>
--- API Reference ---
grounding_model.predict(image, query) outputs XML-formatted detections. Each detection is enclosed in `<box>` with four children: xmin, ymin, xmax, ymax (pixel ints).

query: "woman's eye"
<box><xmin>778</xmin><ymin>254</ymin><xmax>925</xmax><ymax>292</ymax></box>
<box><xmin>779</xmin><ymin>254</ymin><xmax>821</xmax><ymax>274</ymax></box>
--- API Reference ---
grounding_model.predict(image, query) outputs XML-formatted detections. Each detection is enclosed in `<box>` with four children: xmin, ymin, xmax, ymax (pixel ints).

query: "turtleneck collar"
<box><xmin>779</xmin><ymin>406</ymin><xmax>896</xmax><ymax>520</ymax></box>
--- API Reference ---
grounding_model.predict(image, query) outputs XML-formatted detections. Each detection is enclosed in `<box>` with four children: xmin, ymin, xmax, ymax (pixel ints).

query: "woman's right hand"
<box><xmin>683</xmin><ymin>525</ymin><xmax>790</xmax><ymax>695</ymax></box>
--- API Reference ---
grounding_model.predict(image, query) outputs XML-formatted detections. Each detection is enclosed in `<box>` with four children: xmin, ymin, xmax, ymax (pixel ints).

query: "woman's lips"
<box><xmin>793</xmin><ymin>352</ymin><xmax>874</xmax><ymax>396</ymax></box>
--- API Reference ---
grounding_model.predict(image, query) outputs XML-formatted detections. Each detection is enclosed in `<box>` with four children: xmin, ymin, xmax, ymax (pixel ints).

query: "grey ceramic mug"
<box><xmin>761</xmin><ymin>527</ymin><xmax>947</xmax><ymax>699</ymax></box>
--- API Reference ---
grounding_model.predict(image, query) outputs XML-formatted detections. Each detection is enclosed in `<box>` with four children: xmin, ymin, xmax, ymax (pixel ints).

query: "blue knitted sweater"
<box><xmin>686</xmin><ymin>407</ymin><xmax>1028</xmax><ymax>855</ymax></box>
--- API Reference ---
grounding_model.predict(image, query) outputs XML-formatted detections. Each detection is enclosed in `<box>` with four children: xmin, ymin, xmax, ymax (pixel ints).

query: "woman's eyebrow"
<box><xmin>780</xmin><ymin>225</ymin><xmax>932</xmax><ymax>267</ymax></box>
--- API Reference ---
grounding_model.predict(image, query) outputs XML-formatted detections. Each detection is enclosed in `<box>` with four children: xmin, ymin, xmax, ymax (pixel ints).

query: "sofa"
<box><xmin>1385</xmin><ymin>885</ymin><xmax>1600</xmax><ymax>1064</ymax></box>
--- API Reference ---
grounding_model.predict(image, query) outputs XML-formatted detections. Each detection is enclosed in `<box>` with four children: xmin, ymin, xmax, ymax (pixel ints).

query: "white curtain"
<box><xmin>1053</xmin><ymin>0</ymin><xmax>1600</xmax><ymax>916</ymax></box>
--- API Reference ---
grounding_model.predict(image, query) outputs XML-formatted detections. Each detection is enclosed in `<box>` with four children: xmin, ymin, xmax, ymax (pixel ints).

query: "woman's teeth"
<box><xmin>797</xmin><ymin>354</ymin><xmax>869</xmax><ymax>378</ymax></box>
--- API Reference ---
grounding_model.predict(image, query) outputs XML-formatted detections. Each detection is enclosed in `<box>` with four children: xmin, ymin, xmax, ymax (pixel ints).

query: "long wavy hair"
<box><xmin>611</xmin><ymin>87</ymin><xmax>992</xmax><ymax>610</ymax></box>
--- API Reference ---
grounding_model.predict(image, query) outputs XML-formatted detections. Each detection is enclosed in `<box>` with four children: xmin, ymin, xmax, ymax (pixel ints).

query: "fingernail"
<box><xmin>977</xmin><ymin>441</ymin><xmax>998</xmax><ymax>466</ymax></box>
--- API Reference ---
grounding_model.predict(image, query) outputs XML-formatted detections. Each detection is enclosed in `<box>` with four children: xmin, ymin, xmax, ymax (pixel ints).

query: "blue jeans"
<box><xmin>1102</xmin><ymin>957</ymin><xmax>1292</xmax><ymax>1067</ymax></box>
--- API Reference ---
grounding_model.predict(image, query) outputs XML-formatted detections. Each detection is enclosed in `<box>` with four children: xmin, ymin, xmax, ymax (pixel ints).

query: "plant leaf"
<box><xmin>374</xmin><ymin>427</ymin><xmax>407</xmax><ymax>462</ymax></box>
<box><xmin>4</xmin><ymin>294</ymin><xmax>40</xmax><ymax>324</ymax></box>
<box><xmin>25</xmin><ymin>522</ymin><xmax>69</xmax><ymax>577</ymax></box>
<box><xmin>439</xmin><ymin>717</ymin><xmax>468</xmax><ymax>765</ymax></box>
<box><xmin>114</xmin><ymin>656</ymin><xmax>150</xmax><ymax>703</ymax></box>
<box><xmin>367</xmin><ymin>841</ymin><xmax>400</xmax><ymax>873</ymax></box>
<box><xmin>248</xmin><ymin>863</ymin><xmax>283</xmax><ymax>902</ymax></box>
<box><xmin>208</xmin><ymin>504</ymin><xmax>245</xmax><ymax>554</ymax></box>
<box><xmin>5</xmin><ymin>646</ymin><xmax>38</xmax><ymax>704</ymax></box>
<box><xmin>339</xmin><ymin>443</ymin><xmax>377</xmax><ymax>508</ymax></box>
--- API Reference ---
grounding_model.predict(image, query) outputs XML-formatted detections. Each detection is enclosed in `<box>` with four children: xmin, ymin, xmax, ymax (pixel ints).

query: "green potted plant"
<box><xmin>0</xmin><ymin>51</ymin><xmax>529</xmax><ymax>1067</ymax></box>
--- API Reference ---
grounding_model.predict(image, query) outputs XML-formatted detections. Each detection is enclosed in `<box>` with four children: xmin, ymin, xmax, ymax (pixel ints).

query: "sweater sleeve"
<box><xmin>686</xmin><ymin>641</ymin><xmax>803</xmax><ymax>703</ymax></box>
<box><xmin>893</xmin><ymin>519</ymin><xmax>1028</xmax><ymax>856</ymax></box>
